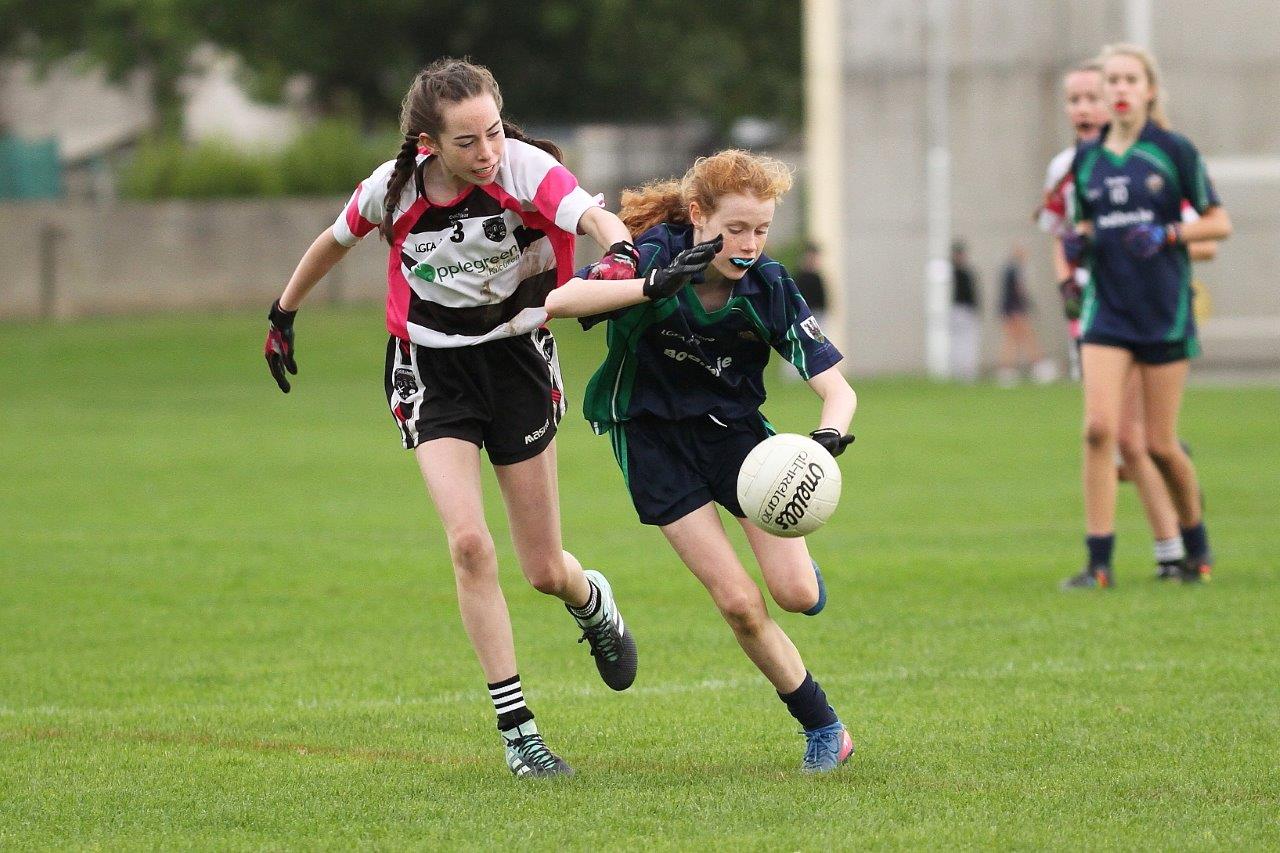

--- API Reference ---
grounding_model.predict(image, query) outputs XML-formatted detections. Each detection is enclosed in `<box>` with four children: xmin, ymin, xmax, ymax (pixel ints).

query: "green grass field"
<box><xmin>3</xmin><ymin>306</ymin><xmax>1278</xmax><ymax>850</ymax></box>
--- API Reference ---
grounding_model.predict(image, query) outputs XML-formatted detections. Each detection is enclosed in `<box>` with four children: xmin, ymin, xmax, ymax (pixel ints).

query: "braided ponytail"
<box><xmin>380</xmin><ymin>135</ymin><xmax>420</xmax><ymax>243</ymax></box>
<box><xmin>378</xmin><ymin>58</ymin><xmax>568</xmax><ymax>243</ymax></box>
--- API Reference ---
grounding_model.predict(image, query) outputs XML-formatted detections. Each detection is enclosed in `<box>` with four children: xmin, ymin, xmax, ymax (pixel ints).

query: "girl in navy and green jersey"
<box><xmin>1061</xmin><ymin>44</ymin><xmax>1232</xmax><ymax>589</ymax></box>
<box><xmin>545</xmin><ymin>150</ymin><xmax>859</xmax><ymax>773</ymax></box>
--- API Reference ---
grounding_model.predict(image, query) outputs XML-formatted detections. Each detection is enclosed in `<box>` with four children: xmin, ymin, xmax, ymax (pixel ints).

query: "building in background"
<box><xmin>805</xmin><ymin>0</ymin><xmax>1280</xmax><ymax>375</ymax></box>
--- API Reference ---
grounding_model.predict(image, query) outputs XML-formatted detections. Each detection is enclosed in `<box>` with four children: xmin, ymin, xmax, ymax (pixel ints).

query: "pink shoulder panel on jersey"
<box><xmin>344</xmin><ymin>183</ymin><xmax>380</xmax><ymax>240</ymax></box>
<box><xmin>531</xmin><ymin>165</ymin><xmax>580</xmax><ymax>224</ymax></box>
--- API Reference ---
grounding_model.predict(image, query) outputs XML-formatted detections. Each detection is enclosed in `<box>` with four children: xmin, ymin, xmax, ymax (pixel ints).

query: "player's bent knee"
<box><xmin>1117</xmin><ymin>434</ymin><xmax>1147</xmax><ymax>465</ymax></box>
<box><xmin>1083</xmin><ymin>420</ymin><xmax>1115</xmax><ymax>450</ymax></box>
<box><xmin>1146</xmin><ymin>441</ymin><xmax>1182</xmax><ymax>473</ymax></box>
<box><xmin>715</xmin><ymin>588</ymin><xmax>769</xmax><ymax>635</ymax></box>
<box><xmin>447</xmin><ymin>528</ymin><xmax>497</xmax><ymax>575</ymax></box>
<box><xmin>525</xmin><ymin>565</ymin><xmax>568</xmax><ymax>596</ymax></box>
<box><xmin>772</xmin><ymin>577</ymin><xmax>819</xmax><ymax>613</ymax></box>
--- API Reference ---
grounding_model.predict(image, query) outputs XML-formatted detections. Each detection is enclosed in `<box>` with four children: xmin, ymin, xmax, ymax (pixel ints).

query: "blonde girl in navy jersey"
<box><xmin>1041</xmin><ymin>59</ymin><xmax>1218</xmax><ymax>584</ymax></box>
<box><xmin>263</xmin><ymin>58</ymin><xmax>644</xmax><ymax>779</ymax></box>
<box><xmin>545</xmin><ymin>151</ymin><xmax>858</xmax><ymax>773</ymax></box>
<box><xmin>1060</xmin><ymin>45</ymin><xmax>1231</xmax><ymax>588</ymax></box>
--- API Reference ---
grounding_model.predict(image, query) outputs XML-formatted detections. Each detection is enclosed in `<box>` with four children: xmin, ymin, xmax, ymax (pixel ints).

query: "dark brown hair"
<box><xmin>380</xmin><ymin>58</ymin><xmax>564</xmax><ymax>243</ymax></box>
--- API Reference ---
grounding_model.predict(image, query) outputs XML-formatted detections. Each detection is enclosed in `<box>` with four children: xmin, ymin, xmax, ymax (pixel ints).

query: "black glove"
<box><xmin>810</xmin><ymin>428</ymin><xmax>855</xmax><ymax>458</ymax></box>
<box><xmin>641</xmin><ymin>234</ymin><xmax>723</xmax><ymax>300</ymax></box>
<box><xmin>265</xmin><ymin>299</ymin><xmax>298</xmax><ymax>393</ymax></box>
<box><xmin>1058</xmin><ymin>275</ymin><xmax>1083</xmax><ymax>321</ymax></box>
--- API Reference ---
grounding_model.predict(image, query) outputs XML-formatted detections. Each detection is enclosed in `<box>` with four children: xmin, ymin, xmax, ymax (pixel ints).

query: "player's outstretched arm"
<box><xmin>805</xmin><ymin>366</ymin><xmax>857</xmax><ymax>456</ymax></box>
<box><xmin>545</xmin><ymin>235</ymin><xmax>722</xmax><ymax>319</ymax></box>
<box><xmin>265</xmin><ymin>230</ymin><xmax>352</xmax><ymax>394</ymax></box>
<box><xmin>578</xmin><ymin>207</ymin><xmax>639</xmax><ymax>280</ymax></box>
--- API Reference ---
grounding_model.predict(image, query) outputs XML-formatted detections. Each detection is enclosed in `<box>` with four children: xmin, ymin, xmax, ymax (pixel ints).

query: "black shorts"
<box><xmin>613</xmin><ymin>413</ymin><xmax>771</xmax><ymax>526</ymax></box>
<box><xmin>384</xmin><ymin>328</ymin><xmax>565</xmax><ymax>465</ymax></box>
<box><xmin>1079</xmin><ymin>332</ymin><xmax>1201</xmax><ymax>365</ymax></box>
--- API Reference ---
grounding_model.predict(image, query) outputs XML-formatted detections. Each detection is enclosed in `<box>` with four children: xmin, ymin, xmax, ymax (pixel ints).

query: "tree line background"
<box><xmin>0</xmin><ymin>0</ymin><xmax>803</xmax><ymax>131</ymax></box>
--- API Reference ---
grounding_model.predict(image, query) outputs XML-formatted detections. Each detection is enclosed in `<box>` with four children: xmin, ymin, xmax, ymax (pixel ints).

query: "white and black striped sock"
<box><xmin>489</xmin><ymin>675</ymin><xmax>533</xmax><ymax>731</ymax></box>
<box><xmin>567</xmin><ymin>579</ymin><xmax>603</xmax><ymax>627</ymax></box>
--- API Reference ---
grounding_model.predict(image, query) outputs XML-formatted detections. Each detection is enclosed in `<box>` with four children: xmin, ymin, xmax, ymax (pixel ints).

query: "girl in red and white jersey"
<box><xmin>1038</xmin><ymin>59</ymin><xmax>1109</xmax><ymax>356</ymax></box>
<box><xmin>263</xmin><ymin>58</ymin><xmax>642</xmax><ymax>778</ymax></box>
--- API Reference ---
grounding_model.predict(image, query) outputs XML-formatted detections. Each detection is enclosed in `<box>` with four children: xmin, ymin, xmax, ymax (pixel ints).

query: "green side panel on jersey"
<box><xmin>1166</xmin><ymin>250</ymin><xmax>1193</xmax><ymax>341</ymax></box>
<box><xmin>1079</xmin><ymin>269</ymin><xmax>1099</xmax><ymax>336</ymax></box>
<box><xmin>582</xmin><ymin>298</ymin><xmax>682</xmax><ymax>435</ymax></box>
<box><xmin>1193</xmin><ymin>156</ymin><xmax>1212</xmax><ymax>212</ymax></box>
<box><xmin>609</xmin><ymin>420</ymin><xmax>630</xmax><ymax>487</ymax></box>
<box><xmin>1074</xmin><ymin>149</ymin><xmax>1102</xmax><ymax>222</ymax></box>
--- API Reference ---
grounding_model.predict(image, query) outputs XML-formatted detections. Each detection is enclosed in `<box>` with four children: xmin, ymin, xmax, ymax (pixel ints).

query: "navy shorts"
<box><xmin>1079</xmin><ymin>332</ymin><xmax>1200</xmax><ymax>365</ymax></box>
<box><xmin>613</xmin><ymin>413</ymin><xmax>771</xmax><ymax>526</ymax></box>
<box><xmin>384</xmin><ymin>328</ymin><xmax>566</xmax><ymax>465</ymax></box>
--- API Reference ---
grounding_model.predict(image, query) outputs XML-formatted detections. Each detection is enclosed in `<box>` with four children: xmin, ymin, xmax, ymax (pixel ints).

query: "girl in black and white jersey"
<box><xmin>263</xmin><ymin>58</ymin><xmax>642</xmax><ymax>779</ymax></box>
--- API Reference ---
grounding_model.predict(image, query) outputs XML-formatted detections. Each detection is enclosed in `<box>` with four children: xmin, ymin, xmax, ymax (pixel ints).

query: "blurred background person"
<box><xmin>1037</xmin><ymin>59</ymin><xmax>1110</xmax><ymax>381</ymax></box>
<box><xmin>794</xmin><ymin>242</ymin><xmax>828</xmax><ymax>325</ymax></box>
<box><xmin>995</xmin><ymin>242</ymin><xmax>1055</xmax><ymax>386</ymax></box>
<box><xmin>948</xmin><ymin>239</ymin><xmax>981</xmax><ymax>382</ymax></box>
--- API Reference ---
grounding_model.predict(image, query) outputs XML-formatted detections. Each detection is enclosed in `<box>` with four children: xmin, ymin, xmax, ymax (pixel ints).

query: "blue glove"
<box><xmin>1061</xmin><ymin>230</ymin><xmax>1089</xmax><ymax>264</ymax></box>
<box><xmin>1123</xmin><ymin>223</ymin><xmax>1173</xmax><ymax>258</ymax></box>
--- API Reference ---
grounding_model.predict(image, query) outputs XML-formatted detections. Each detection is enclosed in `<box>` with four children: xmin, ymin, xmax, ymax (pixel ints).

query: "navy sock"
<box><xmin>1086</xmin><ymin>534</ymin><xmax>1115</xmax><ymax>568</ymax></box>
<box><xmin>778</xmin><ymin>671</ymin><xmax>838</xmax><ymax>731</ymax></box>
<box><xmin>1181</xmin><ymin>523</ymin><xmax>1209</xmax><ymax>560</ymax></box>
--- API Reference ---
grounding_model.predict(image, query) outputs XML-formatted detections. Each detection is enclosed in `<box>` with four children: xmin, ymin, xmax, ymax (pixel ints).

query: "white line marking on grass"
<box><xmin>0</xmin><ymin>658</ymin><xmax>1217</xmax><ymax>721</ymax></box>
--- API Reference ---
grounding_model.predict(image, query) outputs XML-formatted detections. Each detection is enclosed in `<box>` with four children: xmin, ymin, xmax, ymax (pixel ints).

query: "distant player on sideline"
<box><xmin>545</xmin><ymin>150</ymin><xmax>859</xmax><ymax>773</ymax></box>
<box><xmin>263</xmin><ymin>58</ymin><xmax>642</xmax><ymax>778</ymax></box>
<box><xmin>1059</xmin><ymin>44</ymin><xmax>1231</xmax><ymax>589</ymax></box>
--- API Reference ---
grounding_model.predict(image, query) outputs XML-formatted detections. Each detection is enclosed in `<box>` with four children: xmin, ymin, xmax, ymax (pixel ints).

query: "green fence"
<box><xmin>0</xmin><ymin>136</ymin><xmax>62</xmax><ymax>200</ymax></box>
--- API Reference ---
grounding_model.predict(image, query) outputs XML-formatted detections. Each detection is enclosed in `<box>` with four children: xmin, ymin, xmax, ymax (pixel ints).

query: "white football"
<box><xmin>736</xmin><ymin>433</ymin><xmax>842</xmax><ymax>538</ymax></box>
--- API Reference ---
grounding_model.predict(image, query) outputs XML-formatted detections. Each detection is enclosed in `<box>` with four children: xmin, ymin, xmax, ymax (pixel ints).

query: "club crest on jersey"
<box><xmin>393</xmin><ymin>367</ymin><xmax>418</xmax><ymax>398</ymax></box>
<box><xmin>1146</xmin><ymin>173</ymin><xmax>1165</xmax><ymax>194</ymax></box>
<box><xmin>800</xmin><ymin>316</ymin><xmax>826</xmax><ymax>343</ymax></box>
<box><xmin>483</xmin><ymin>216</ymin><xmax>507</xmax><ymax>243</ymax></box>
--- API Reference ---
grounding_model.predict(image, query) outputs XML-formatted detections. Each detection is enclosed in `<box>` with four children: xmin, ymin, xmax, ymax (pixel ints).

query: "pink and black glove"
<box><xmin>265</xmin><ymin>299</ymin><xmax>298</xmax><ymax>393</ymax></box>
<box><xmin>593</xmin><ymin>241</ymin><xmax>641</xmax><ymax>280</ymax></box>
<box><xmin>1058</xmin><ymin>276</ymin><xmax>1083</xmax><ymax>321</ymax></box>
